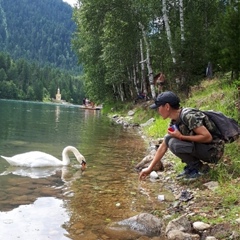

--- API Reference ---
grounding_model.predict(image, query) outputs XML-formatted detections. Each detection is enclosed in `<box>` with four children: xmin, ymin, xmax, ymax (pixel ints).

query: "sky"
<box><xmin>62</xmin><ymin>0</ymin><xmax>77</xmax><ymax>7</ymax></box>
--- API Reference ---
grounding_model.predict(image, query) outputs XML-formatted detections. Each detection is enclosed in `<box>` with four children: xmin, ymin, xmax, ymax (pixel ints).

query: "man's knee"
<box><xmin>168</xmin><ymin>138</ymin><xmax>194</xmax><ymax>154</ymax></box>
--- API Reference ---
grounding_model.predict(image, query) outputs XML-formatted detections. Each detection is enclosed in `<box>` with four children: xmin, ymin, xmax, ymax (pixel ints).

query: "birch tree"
<box><xmin>139</xmin><ymin>23</ymin><xmax>156</xmax><ymax>99</ymax></box>
<box><xmin>139</xmin><ymin>39</ymin><xmax>148</xmax><ymax>95</ymax></box>
<box><xmin>162</xmin><ymin>0</ymin><xmax>176</xmax><ymax>64</ymax></box>
<box><xmin>179</xmin><ymin>0</ymin><xmax>185</xmax><ymax>42</ymax></box>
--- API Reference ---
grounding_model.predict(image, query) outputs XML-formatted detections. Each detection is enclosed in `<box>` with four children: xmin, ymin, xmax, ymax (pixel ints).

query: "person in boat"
<box><xmin>83</xmin><ymin>98</ymin><xmax>86</xmax><ymax>106</ymax></box>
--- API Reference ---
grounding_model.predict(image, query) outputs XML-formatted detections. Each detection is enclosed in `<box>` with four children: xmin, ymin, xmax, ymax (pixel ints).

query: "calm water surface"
<box><xmin>0</xmin><ymin>100</ymin><xmax>167</xmax><ymax>240</ymax></box>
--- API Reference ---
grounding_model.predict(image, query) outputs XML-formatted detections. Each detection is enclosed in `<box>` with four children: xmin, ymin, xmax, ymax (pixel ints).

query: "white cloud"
<box><xmin>0</xmin><ymin>197</ymin><xmax>70</xmax><ymax>239</ymax></box>
<box><xmin>62</xmin><ymin>0</ymin><xmax>77</xmax><ymax>7</ymax></box>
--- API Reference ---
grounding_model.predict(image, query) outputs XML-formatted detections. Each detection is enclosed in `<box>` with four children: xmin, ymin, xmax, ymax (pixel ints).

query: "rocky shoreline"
<box><xmin>108</xmin><ymin>111</ymin><xmax>240</xmax><ymax>240</ymax></box>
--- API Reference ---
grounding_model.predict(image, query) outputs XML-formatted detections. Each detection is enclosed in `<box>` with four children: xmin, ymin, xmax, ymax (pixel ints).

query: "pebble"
<box><xmin>193</xmin><ymin>221</ymin><xmax>211</xmax><ymax>231</ymax></box>
<box><xmin>150</xmin><ymin>171</ymin><xmax>159</xmax><ymax>179</ymax></box>
<box><xmin>157</xmin><ymin>195</ymin><xmax>165</xmax><ymax>201</ymax></box>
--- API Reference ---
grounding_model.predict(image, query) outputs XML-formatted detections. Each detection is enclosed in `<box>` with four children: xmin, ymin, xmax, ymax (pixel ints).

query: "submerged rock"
<box><xmin>105</xmin><ymin>213</ymin><xmax>163</xmax><ymax>238</ymax></box>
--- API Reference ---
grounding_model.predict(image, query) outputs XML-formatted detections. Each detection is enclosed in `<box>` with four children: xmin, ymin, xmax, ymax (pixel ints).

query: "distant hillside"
<box><xmin>0</xmin><ymin>0</ymin><xmax>80</xmax><ymax>73</ymax></box>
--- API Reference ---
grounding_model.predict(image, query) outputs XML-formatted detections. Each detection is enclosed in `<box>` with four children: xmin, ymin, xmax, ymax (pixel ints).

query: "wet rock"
<box><xmin>104</xmin><ymin>226</ymin><xmax>143</xmax><ymax>240</ymax></box>
<box><xmin>230</xmin><ymin>231</ymin><xmax>240</xmax><ymax>239</ymax></box>
<box><xmin>165</xmin><ymin>214</ymin><xmax>192</xmax><ymax>234</ymax></box>
<box><xmin>135</xmin><ymin>151</ymin><xmax>156</xmax><ymax>170</ymax></box>
<box><xmin>167</xmin><ymin>229</ymin><xmax>200</xmax><ymax>240</ymax></box>
<box><xmin>165</xmin><ymin>215</ymin><xmax>201</xmax><ymax>239</ymax></box>
<box><xmin>203</xmin><ymin>181</ymin><xmax>219</xmax><ymax>191</ymax></box>
<box><xmin>140</xmin><ymin>118</ymin><xmax>155</xmax><ymax>127</ymax></box>
<box><xmin>78</xmin><ymin>230</ymin><xmax>98</xmax><ymax>240</ymax></box>
<box><xmin>106</xmin><ymin>213</ymin><xmax>163</xmax><ymax>237</ymax></box>
<box><xmin>135</xmin><ymin>150</ymin><xmax>164</xmax><ymax>172</ymax></box>
<box><xmin>205</xmin><ymin>237</ymin><xmax>217</xmax><ymax>240</ymax></box>
<box><xmin>128</xmin><ymin>110</ymin><xmax>135</xmax><ymax>116</ymax></box>
<box><xmin>235</xmin><ymin>217</ymin><xmax>240</xmax><ymax>224</ymax></box>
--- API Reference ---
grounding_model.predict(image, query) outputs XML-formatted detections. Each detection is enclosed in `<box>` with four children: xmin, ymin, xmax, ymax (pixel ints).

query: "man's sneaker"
<box><xmin>183</xmin><ymin>169</ymin><xmax>201</xmax><ymax>181</ymax></box>
<box><xmin>176</xmin><ymin>166</ymin><xmax>192</xmax><ymax>179</ymax></box>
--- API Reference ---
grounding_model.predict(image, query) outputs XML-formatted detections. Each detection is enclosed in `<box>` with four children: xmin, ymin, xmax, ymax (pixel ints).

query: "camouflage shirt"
<box><xmin>171</xmin><ymin>108</ymin><xmax>225</xmax><ymax>162</ymax></box>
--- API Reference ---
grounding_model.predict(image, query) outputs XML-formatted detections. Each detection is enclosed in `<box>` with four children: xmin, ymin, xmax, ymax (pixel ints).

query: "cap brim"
<box><xmin>150</xmin><ymin>103</ymin><xmax>158</xmax><ymax>109</ymax></box>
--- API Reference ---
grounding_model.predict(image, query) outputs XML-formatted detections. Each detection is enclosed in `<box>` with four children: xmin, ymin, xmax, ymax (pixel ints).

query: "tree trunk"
<box><xmin>179</xmin><ymin>0</ymin><xmax>185</xmax><ymax>42</ymax></box>
<box><xmin>162</xmin><ymin>0</ymin><xmax>176</xmax><ymax>64</ymax></box>
<box><xmin>118</xmin><ymin>84</ymin><xmax>124</xmax><ymax>102</ymax></box>
<box><xmin>132</xmin><ymin>64</ymin><xmax>139</xmax><ymax>95</ymax></box>
<box><xmin>139</xmin><ymin>23</ymin><xmax>156</xmax><ymax>99</ymax></box>
<box><xmin>139</xmin><ymin>39</ymin><xmax>148</xmax><ymax>96</ymax></box>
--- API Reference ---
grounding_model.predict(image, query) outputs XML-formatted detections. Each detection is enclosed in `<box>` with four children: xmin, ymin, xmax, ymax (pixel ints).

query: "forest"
<box><xmin>0</xmin><ymin>0</ymin><xmax>79</xmax><ymax>72</ymax></box>
<box><xmin>0</xmin><ymin>52</ymin><xmax>84</xmax><ymax>104</ymax></box>
<box><xmin>72</xmin><ymin>0</ymin><xmax>239</xmax><ymax>104</ymax></box>
<box><xmin>0</xmin><ymin>0</ymin><xmax>85</xmax><ymax>103</ymax></box>
<box><xmin>0</xmin><ymin>0</ymin><xmax>239</xmax><ymax>105</ymax></box>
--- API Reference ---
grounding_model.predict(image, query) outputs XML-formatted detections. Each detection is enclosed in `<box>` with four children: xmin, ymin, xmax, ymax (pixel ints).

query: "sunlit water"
<box><xmin>0</xmin><ymin>100</ymin><xmax>168</xmax><ymax>240</ymax></box>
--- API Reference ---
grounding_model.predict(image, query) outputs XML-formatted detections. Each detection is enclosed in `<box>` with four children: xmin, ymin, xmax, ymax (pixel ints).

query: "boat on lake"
<box><xmin>79</xmin><ymin>105</ymin><xmax>102</xmax><ymax>110</ymax></box>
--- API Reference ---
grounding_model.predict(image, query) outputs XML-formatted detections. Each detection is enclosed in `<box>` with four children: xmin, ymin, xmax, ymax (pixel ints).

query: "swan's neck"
<box><xmin>62</xmin><ymin>146</ymin><xmax>84</xmax><ymax>165</ymax></box>
<box><xmin>62</xmin><ymin>148</ymin><xmax>71</xmax><ymax>165</ymax></box>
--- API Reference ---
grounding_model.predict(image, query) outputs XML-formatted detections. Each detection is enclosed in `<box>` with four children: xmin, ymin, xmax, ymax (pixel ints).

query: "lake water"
<box><xmin>0</xmin><ymin>100</ymin><xmax>167</xmax><ymax>240</ymax></box>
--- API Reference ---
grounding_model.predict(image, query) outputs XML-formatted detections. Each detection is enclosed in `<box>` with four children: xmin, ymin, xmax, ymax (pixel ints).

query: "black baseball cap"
<box><xmin>150</xmin><ymin>91</ymin><xmax>180</xmax><ymax>109</ymax></box>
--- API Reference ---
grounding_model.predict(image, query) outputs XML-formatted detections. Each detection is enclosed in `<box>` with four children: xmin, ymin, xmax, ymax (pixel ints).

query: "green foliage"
<box><xmin>0</xmin><ymin>80</ymin><xmax>18</xmax><ymax>99</ymax></box>
<box><xmin>218</xmin><ymin>1</ymin><xmax>240</xmax><ymax>78</ymax></box>
<box><xmin>0</xmin><ymin>52</ymin><xmax>85</xmax><ymax>104</ymax></box>
<box><xmin>0</xmin><ymin>0</ymin><xmax>80</xmax><ymax>73</ymax></box>
<box><xmin>184</xmin><ymin>77</ymin><xmax>239</xmax><ymax>121</ymax></box>
<box><xmin>72</xmin><ymin>0</ymin><xmax>240</xmax><ymax>105</ymax></box>
<box><xmin>144</xmin><ymin>115</ymin><xmax>169</xmax><ymax>138</ymax></box>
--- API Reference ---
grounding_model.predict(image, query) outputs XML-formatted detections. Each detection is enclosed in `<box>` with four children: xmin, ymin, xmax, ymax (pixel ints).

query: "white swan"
<box><xmin>0</xmin><ymin>146</ymin><xmax>86</xmax><ymax>168</ymax></box>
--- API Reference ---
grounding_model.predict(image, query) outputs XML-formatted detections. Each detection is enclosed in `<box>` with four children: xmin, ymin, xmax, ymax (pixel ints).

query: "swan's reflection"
<box><xmin>0</xmin><ymin>165</ymin><xmax>84</xmax><ymax>181</ymax></box>
<box><xmin>0</xmin><ymin>166</ymin><xmax>63</xmax><ymax>179</ymax></box>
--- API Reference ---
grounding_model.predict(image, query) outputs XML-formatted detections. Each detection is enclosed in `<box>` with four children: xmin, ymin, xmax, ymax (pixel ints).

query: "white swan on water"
<box><xmin>0</xmin><ymin>146</ymin><xmax>86</xmax><ymax>168</ymax></box>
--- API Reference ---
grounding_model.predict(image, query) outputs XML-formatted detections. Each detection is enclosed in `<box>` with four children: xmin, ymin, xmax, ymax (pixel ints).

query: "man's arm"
<box><xmin>169</xmin><ymin>125</ymin><xmax>212</xmax><ymax>143</ymax></box>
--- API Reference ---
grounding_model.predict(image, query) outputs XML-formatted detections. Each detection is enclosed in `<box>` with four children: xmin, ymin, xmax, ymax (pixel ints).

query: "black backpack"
<box><xmin>181</xmin><ymin>108</ymin><xmax>240</xmax><ymax>143</ymax></box>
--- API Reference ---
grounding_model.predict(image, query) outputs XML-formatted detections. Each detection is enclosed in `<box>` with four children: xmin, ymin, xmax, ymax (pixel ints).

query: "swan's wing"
<box><xmin>1</xmin><ymin>151</ymin><xmax>62</xmax><ymax>167</ymax></box>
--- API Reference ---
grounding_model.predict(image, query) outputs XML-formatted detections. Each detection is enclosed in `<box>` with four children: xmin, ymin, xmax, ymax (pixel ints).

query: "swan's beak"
<box><xmin>81</xmin><ymin>159</ymin><xmax>86</xmax><ymax>171</ymax></box>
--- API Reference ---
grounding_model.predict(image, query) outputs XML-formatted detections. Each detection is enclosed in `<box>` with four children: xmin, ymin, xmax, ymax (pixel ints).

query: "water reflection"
<box><xmin>0</xmin><ymin>100</ymin><xmax>166</xmax><ymax>239</ymax></box>
<box><xmin>0</xmin><ymin>172</ymin><xmax>62</xmax><ymax>212</ymax></box>
<box><xmin>0</xmin><ymin>165</ymin><xmax>84</xmax><ymax>180</ymax></box>
<box><xmin>0</xmin><ymin>165</ymin><xmax>63</xmax><ymax>179</ymax></box>
<box><xmin>55</xmin><ymin>105</ymin><xmax>60</xmax><ymax>123</ymax></box>
<box><xmin>0</xmin><ymin>197</ymin><xmax>70</xmax><ymax>240</ymax></box>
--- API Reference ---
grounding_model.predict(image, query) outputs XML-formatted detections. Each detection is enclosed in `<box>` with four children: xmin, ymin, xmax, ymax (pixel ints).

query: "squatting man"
<box><xmin>139</xmin><ymin>91</ymin><xmax>224</xmax><ymax>181</ymax></box>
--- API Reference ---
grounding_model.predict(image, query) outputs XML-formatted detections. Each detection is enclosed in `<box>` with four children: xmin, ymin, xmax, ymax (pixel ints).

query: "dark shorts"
<box><xmin>164</xmin><ymin>134</ymin><xmax>224</xmax><ymax>164</ymax></box>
